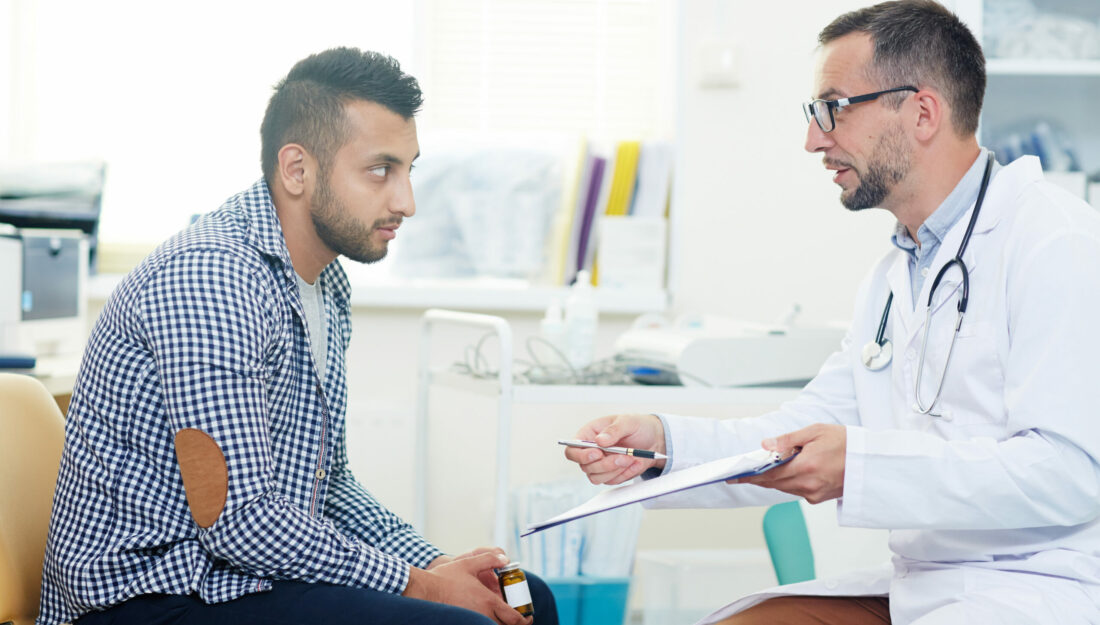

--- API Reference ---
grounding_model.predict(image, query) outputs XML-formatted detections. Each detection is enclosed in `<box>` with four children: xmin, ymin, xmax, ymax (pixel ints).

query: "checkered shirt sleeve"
<box><xmin>324</xmin><ymin>426</ymin><xmax>442</xmax><ymax>568</ymax></box>
<box><xmin>139</xmin><ymin>250</ymin><xmax>411</xmax><ymax>592</ymax></box>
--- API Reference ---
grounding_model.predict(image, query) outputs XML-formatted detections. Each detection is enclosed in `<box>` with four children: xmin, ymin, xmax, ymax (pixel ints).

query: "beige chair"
<box><xmin>0</xmin><ymin>373</ymin><xmax>65</xmax><ymax>625</ymax></box>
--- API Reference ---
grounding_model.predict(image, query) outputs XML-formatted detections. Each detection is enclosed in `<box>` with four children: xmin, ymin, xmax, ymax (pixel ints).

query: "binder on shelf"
<box><xmin>548</xmin><ymin>140</ymin><xmax>592</xmax><ymax>285</ymax></box>
<box><xmin>574</xmin><ymin>157</ymin><xmax>606</xmax><ymax>284</ymax></box>
<box><xmin>556</xmin><ymin>139</ymin><xmax>673</xmax><ymax>287</ymax></box>
<box><xmin>631</xmin><ymin>141</ymin><xmax>674</xmax><ymax>218</ymax></box>
<box><xmin>604</xmin><ymin>141</ymin><xmax>641</xmax><ymax>217</ymax></box>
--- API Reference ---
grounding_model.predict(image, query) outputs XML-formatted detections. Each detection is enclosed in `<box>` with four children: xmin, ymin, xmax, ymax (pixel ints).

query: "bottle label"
<box><xmin>503</xmin><ymin>580</ymin><xmax>532</xmax><ymax>608</ymax></box>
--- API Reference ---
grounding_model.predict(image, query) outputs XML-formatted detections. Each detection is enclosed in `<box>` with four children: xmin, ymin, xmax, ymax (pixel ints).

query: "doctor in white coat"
<box><xmin>565</xmin><ymin>2</ymin><xmax>1100</xmax><ymax>623</ymax></box>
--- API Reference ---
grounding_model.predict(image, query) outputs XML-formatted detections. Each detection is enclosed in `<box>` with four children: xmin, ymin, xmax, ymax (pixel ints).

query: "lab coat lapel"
<box><xmin>884</xmin><ymin>252</ymin><xmax>914</xmax><ymax>340</ymax></box>
<box><xmin>902</xmin><ymin>156</ymin><xmax>1037</xmax><ymax>346</ymax></box>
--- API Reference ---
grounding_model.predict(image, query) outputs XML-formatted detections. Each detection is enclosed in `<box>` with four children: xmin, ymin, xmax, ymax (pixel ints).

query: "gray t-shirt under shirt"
<box><xmin>295</xmin><ymin>273</ymin><xmax>328</xmax><ymax>379</ymax></box>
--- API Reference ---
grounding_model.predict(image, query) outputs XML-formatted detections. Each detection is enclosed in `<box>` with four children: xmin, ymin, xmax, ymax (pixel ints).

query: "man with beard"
<box><xmin>565</xmin><ymin>1</ymin><xmax>1100</xmax><ymax>623</ymax></box>
<box><xmin>38</xmin><ymin>48</ymin><xmax>555</xmax><ymax>625</ymax></box>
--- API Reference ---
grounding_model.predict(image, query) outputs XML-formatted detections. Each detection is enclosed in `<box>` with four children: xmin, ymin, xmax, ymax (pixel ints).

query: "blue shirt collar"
<box><xmin>891</xmin><ymin>148</ymin><xmax>995</xmax><ymax>256</ymax></box>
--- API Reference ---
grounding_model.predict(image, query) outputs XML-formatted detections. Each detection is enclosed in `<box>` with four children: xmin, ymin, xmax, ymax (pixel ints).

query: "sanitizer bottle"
<box><xmin>564</xmin><ymin>270</ymin><xmax>599</xmax><ymax>369</ymax></box>
<box><xmin>539</xmin><ymin>298</ymin><xmax>566</xmax><ymax>361</ymax></box>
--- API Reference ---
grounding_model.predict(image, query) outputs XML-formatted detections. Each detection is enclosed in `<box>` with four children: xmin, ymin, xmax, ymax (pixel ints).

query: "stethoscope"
<box><xmin>861</xmin><ymin>152</ymin><xmax>995</xmax><ymax>415</ymax></box>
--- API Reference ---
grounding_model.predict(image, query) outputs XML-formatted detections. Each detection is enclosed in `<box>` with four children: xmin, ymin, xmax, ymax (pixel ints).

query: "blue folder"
<box><xmin>0</xmin><ymin>354</ymin><xmax>37</xmax><ymax>369</ymax></box>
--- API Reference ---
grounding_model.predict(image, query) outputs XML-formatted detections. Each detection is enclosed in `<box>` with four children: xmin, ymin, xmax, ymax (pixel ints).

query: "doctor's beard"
<box><xmin>839</xmin><ymin>121</ymin><xmax>911</xmax><ymax>211</ymax></box>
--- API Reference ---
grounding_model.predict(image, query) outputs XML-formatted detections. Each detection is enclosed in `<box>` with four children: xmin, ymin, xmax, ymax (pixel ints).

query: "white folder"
<box><xmin>523</xmin><ymin>448</ymin><xmax>794</xmax><ymax>536</ymax></box>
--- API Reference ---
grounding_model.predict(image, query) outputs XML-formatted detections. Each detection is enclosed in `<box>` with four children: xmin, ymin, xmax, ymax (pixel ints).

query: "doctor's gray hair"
<box><xmin>819</xmin><ymin>0</ymin><xmax>985</xmax><ymax>137</ymax></box>
<box><xmin>260</xmin><ymin>47</ymin><xmax>423</xmax><ymax>188</ymax></box>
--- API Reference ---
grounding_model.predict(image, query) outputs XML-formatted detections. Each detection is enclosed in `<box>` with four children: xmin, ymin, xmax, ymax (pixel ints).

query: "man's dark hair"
<box><xmin>260</xmin><ymin>47</ymin><xmax>423</xmax><ymax>187</ymax></box>
<box><xmin>819</xmin><ymin>0</ymin><xmax>985</xmax><ymax>136</ymax></box>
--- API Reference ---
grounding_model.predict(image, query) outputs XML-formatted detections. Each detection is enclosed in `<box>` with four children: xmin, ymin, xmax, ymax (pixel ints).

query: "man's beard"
<box><xmin>840</xmin><ymin>122</ymin><xmax>911</xmax><ymax>211</ymax></box>
<box><xmin>310</xmin><ymin>173</ymin><xmax>395</xmax><ymax>264</ymax></box>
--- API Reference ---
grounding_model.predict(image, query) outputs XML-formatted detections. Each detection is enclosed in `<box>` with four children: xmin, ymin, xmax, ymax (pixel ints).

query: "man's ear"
<box><xmin>912</xmin><ymin>89</ymin><xmax>945</xmax><ymax>143</ymax></box>
<box><xmin>277</xmin><ymin>143</ymin><xmax>310</xmax><ymax>197</ymax></box>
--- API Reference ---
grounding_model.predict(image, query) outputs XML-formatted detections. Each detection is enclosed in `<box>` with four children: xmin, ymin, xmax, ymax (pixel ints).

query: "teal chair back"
<box><xmin>762</xmin><ymin>501</ymin><xmax>815</xmax><ymax>585</ymax></box>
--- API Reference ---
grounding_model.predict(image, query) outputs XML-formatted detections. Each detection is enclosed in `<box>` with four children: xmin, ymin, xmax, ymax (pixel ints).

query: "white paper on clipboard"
<box><xmin>522</xmin><ymin>448</ymin><xmax>796</xmax><ymax>536</ymax></box>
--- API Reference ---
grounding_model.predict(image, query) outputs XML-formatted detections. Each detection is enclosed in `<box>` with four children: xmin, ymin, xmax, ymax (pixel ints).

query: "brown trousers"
<box><xmin>715</xmin><ymin>596</ymin><xmax>891</xmax><ymax>625</ymax></box>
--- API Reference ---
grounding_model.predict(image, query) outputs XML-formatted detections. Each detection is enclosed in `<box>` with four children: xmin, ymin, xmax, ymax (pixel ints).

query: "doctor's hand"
<box><xmin>730</xmin><ymin>423</ymin><xmax>846</xmax><ymax>504</ymax></box>
<box><xmin>564</xmin><ymin>414</ymin><xmax>666</xmax><ymax>485</ymax></box>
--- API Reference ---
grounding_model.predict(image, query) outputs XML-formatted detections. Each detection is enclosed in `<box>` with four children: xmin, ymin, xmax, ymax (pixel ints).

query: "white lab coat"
<box><xmin>651</xmin><ymin>156</ymin><xmax>1100</xmax><ymax>624</ymax></box>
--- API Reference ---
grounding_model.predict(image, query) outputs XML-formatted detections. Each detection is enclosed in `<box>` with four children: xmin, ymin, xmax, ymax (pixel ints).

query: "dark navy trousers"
<box><xmin>75</xmin><ymin>572</ymin><xmax>558</xmax><ymax>625</ymax></box>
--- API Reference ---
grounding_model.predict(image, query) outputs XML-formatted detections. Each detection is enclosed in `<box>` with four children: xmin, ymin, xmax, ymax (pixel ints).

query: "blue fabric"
<box><xmin>890</xmin><ymin>148</ymin><xmax>1001</xmax><ymax>307</ymax></box>
<box><xmin>72</xmin><ymin>572</ymin><xmax>559</xmax><ymax>625</ymax></box>
<box><xmin>38</xmin><ymin>180</ymin><xmax>441</xmax><ymax>625</ymax></box>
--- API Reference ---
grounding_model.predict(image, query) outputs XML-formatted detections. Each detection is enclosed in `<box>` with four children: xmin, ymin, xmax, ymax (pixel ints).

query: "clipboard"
<box><xmin>522</xmin><ymin>447</ymin><xmax>798</xmax><ymax>536</ymax></box>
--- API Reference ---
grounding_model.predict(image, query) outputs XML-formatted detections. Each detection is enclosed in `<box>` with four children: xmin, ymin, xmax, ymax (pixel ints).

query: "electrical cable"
<box><xmin>450</xmin><ymin>332</ymin><xmax>714</xmax><ymax>387</ymax></box>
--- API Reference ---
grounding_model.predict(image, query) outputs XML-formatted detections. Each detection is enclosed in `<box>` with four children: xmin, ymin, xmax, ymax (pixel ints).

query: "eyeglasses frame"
<box><xmin>803</xmin><ymin>86</ymin><xmax>919</xmax><ymax>133</ymax></box>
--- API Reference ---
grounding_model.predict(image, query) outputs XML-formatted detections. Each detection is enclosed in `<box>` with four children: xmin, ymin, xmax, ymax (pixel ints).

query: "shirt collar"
<box><xmin>239</xmin><ymin>178</ymin><xmax>351</xmax><ymax>309</ymax></box>
<box><xmin>891</xmin><ymin>147</ymin><xmax>994</xmax><ymax>254</ymax></box>
<box><xmin>240</xmin><ymin>179</ymin><xmax>292</xmax><ymax>263</ymax></box>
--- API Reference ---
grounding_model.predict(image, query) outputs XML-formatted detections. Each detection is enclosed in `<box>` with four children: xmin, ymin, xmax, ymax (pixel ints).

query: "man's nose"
<box><xmin>804</xmin><ymin>119</ymin><xmax>834</xmax><ymax>154</ymax></box>
<box><xmin>392</xmin><ymin>174</ymin><xmax>415</xmax><ymax>218</ymax></box>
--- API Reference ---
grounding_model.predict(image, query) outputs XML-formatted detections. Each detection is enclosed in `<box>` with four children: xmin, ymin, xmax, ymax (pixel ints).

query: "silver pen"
<box><xmin>558</xmin><ymin>439</ymin><xmax>668</xmax><ymax>460</ymax></box>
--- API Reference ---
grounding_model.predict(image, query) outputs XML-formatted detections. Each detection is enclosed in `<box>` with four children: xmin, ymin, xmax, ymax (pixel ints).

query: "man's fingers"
<box><xmin>574</xmin><ymin>449</ymin><xmax>644</xmax><ymax>480</ymax></box>
<box><xmin>731</xmin><ymin>461</ymin><xmax>827</xmax><ymax>500</ymax></box>
<box><xmin>457</xmin><ymin>546</ymin><xmax>505</xmax><ymax>560</ymax></box>
<box><xmin>493</xmin><ymin>600</ymin><xmax>526</xmax><ymax>625</ymax></box>
<box><xmin>585</xmin><ymin>460</ymin><xmax>647</xmax><ymax>485</ymax></box>
<box><xmin>573</xmin><ymin>416</ymin><xmax>614</xmax><ymax>442</ymax></box>
<box><xmin>564</xmin><ymin>445</ymin><xmax>603</xmax><ymax>464</ymax></box>
<box><xmin>766</xmin><ymin>423</ymin><xmax>826</xmax><ymax>453</ymax></box>
<box><xmin>565</xmin><ymin>416</ymin><xmax>615</xmax><ymax>464</ymax></box>
<box><xmin>594</xmin><ymin>416</ymin><xmax>638</xmax><ymax>447</ymax></box>
<box><xmin>728</xmin><ymin>456</ymin><xmax>797</xmax><ymax>486</ymax></box>
<box><xmin>460</xmin><ymin>551</ymin><xmax>510</xmax><ymax>574</ymax></box>
<box><xmin>478</xmin><ymin>568</ymin><xmax>504</xmax><ymax>596</ymax></box>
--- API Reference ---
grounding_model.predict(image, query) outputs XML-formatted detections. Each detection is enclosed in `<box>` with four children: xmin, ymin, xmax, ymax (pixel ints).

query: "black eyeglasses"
<box><xmin>803</xmin><ymin>86</ymin><xmax>918</xmax><ymax>133</ymax></box>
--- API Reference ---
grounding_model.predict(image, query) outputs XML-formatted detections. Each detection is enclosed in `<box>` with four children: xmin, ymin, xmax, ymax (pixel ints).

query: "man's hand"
<box><xmin>563</xmin><ymin>414</ymin><xmax>666</xmax><ymax>485</ymax></box>
<box><xmin>404</xmin><ymin>552</ymin><xmax>532</xmax><ymax>625</ymax></box>
<box><xmin>428</xmin><ymin>547</ymin><xmax>508</xmax><ymax>596</ymax></box>
<box><xmin>730</xmin><ymin>423</ymin><xmax>846</xmax><ymax>504</ymax></box>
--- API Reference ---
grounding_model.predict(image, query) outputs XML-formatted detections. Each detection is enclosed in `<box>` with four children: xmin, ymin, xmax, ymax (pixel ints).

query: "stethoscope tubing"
<box><xmin>864</xmin><ymin>152</ymin><xmax>996</xmax><ymax>416</ymax></box>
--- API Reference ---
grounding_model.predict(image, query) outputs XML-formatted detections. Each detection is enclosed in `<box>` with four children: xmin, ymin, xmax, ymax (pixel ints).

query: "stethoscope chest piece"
<box><xmin>861</xmin><ymin>339</ymin><xmax>893</xmax><ymax>371</ymax></box>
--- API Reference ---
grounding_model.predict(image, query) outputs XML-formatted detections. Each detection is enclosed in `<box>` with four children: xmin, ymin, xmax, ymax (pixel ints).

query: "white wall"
<box><xmin>671</xmin><ymin>0</ymin><xmax>896</xmax><ymax>326</ymax></box>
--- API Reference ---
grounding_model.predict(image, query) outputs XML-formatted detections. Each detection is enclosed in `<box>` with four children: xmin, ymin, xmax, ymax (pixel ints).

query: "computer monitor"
<box><xmin>0</xmin><ymin>228</ymin><xmax>88</xmax><ymax>360</ymax></box>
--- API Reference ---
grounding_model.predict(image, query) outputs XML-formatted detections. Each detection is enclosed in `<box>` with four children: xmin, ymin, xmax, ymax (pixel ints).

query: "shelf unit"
<box><xmin>957</xmin><ymin>0</ymin><xmax>1100</xmax><ymax>177</ymax></box>
<box><xmin>88</xmin><ymin>273</ymin><xmax>668</xmax><ymax>314</ymax></box>
<box><xmin>988</xmin><ymin>59</ymin><xmax>1100</xmax><ymax>76</ymax></box>
<box><xmin>413</xmin><ymin>309</ymin><xmax>801</xmax><ymax>548</ymax></box>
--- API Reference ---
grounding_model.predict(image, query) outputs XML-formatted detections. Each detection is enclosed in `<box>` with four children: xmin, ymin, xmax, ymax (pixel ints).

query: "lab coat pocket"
<box><xmin>920</xmin><ymin>320</ymin><xmax>1006</xmax><ymax>436</ymax></box>
<box><xmin>961</xmin><ymin>566</ymin><xmax>1091</xmax><ymax>623</ymax></box>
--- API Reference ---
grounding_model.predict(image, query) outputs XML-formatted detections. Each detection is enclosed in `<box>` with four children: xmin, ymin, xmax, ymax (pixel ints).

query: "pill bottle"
<box><xmin>495</xmin><ymin>562</ymin><xmax>534</xmax><ymax>617</ymax></box>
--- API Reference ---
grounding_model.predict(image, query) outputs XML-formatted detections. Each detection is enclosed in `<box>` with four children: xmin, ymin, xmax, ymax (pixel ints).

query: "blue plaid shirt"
<box><xmin>37</xmin><ymin>180</ymin><xmax>441</xmax><ymax>625</ymax></box>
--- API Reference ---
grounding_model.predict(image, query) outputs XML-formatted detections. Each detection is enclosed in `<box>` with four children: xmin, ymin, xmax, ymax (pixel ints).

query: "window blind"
<box><xmin>420</xmin><ymin>0</ymin><xmax>672</xmax><ymax>140</ymax></box>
